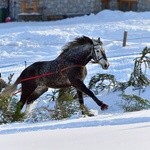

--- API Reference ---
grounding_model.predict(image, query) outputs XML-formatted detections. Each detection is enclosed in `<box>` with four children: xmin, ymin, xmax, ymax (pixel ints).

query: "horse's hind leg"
<box><xmin>18</xmin><ymin>82</ymin><xmax>37</xmax><ymax>110</ymax></box>
<box><xmin>25</xmin><ymin>85</ymin><xmax>48</xmax><ymax>114</ymax></box>
<box><xmin>13</xmin><ymin>82</ymin><xmax>37</xmax><ymax>121</ymax></box>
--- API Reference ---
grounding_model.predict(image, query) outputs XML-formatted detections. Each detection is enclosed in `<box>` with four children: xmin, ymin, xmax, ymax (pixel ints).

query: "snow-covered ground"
<box><xmin>0</xmin><ymin>10</ymin><xmax>150</xmax><ymax>150</ymax></box>
<box><xmin>0</xmin><ymin>110</ymin><xmax>150</xmax><ymax>150</ymax></box>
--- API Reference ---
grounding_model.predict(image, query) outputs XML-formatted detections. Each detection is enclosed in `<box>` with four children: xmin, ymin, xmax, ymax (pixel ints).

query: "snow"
<box><xmin>1</xmin><ymin>110</ymin><xmax>150</xmax><ymax>150</ymax></box>
<box><xmin>0</xmin><ymin>10</ymin><xmax>150</xmax><ymax>149</ymax></box>
<box><xmin>1</xmin><ymin>122</ymin><xmax>150</xmax><ymax>150</ymax></box>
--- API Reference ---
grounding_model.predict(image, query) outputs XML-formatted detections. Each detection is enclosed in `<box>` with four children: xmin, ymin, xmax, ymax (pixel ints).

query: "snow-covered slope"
<box><xmin>0</xmin><ymin>10</ymin><xmax>150</xmax><ymax>150</ymax></box>
<box><xmin>0</xmin><ymin>110</ymin><xmax>150</xmax><ymax>150</ymax></box>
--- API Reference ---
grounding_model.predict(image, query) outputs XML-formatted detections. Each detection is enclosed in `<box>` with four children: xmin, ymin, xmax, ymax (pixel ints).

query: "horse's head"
<box><xmin>91</xmin><ymin>38</ymin><xmax>109</xmax><ymax>70</ymax></box>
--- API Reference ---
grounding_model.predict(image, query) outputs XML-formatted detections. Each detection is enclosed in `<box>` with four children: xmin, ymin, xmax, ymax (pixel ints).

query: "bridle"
<box><xmin>92</xmin><ymin>40</ymin><xmax>106</xmax><ymax>62</ymax></box>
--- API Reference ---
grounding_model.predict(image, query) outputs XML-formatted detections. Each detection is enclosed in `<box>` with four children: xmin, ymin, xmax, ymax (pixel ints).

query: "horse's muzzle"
<box><xmin>102</xmin><ymin>62</ymin><xmax>109</xmax><ymax>70</ymax></box>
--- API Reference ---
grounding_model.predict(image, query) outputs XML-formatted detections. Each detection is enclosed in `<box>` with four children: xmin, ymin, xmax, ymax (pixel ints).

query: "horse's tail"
<box><xmin>1</xmin><ymin>77</ymin><xmax>20</xmax><ymax>97</ymax></box>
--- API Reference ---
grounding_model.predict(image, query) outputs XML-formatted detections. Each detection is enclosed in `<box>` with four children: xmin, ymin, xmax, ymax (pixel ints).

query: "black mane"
<box><xmin>61</xmin><ymin>36</ymin><xmax>93</xmax><ymax>54</ymax></box>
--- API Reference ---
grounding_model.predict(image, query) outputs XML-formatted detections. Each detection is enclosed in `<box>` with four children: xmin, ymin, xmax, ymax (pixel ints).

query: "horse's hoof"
<box><xmin>88</xmin><ymin>113</ymin><xmax>95</xmax><ymax>117</ymax></box>
<box><xmin>101</xmin><ymin>103</ymin><xmax>108</xmax><ymax>110</ymax></box>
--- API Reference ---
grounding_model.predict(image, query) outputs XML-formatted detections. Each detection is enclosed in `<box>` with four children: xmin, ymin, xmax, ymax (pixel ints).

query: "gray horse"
<box><xmin>2</xmin><ymin>36</ymin><xmax>109</xmax><ymax>114</ymax></box>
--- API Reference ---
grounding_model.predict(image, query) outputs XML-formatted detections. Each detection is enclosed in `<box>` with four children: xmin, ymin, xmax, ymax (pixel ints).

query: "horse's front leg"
<box><xmin>77</xmin><ymin>90</ymin><xmax>96</xmax><ymax>116</ymax></box>
<box><xmin>76</xmin><ymin>90</ymin><xmax>84</xmax><ymax>105</ymax></box>
<box><xmin>69</xmin><ymin>77</ymin><xmax>108</xmax><ymax>110</ymax></box>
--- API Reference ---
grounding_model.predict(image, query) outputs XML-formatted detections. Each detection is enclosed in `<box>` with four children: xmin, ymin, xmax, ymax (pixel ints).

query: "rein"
<box><xmin>19</xmin><ymin>65</ymin><xmax>84</xmax><ymax>83</ymax></box>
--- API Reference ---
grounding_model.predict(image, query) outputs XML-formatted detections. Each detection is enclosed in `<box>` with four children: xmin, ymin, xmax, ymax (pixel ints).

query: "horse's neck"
<box><xmin>58</xmin><ymin>44</ymin><xmax>92</xmax><ymax>65</ymax></box>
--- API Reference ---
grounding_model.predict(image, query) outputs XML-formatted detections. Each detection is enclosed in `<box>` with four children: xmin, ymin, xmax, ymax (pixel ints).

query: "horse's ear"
<box><xmin>98</xmin><ymin>37</ymin><xmax>101</xmax><ymax>42</ymax></box>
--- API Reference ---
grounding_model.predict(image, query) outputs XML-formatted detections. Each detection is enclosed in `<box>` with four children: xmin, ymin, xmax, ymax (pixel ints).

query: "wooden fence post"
<box><xmin>25</xmin><ymin>61</ymin><xmax>27</xmax><ymax>68</ymax></box>
<box><xmin>123</xmin><ymin>31</ymin><xmax>127</xmax><ymax>47</ymax></box>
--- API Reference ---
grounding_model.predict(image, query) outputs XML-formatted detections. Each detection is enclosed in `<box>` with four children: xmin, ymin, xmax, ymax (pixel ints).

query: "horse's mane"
<box><xmin>60</xmin><ymin>36</ymin><xmax>93</xmax><ymax>54</ymax></box>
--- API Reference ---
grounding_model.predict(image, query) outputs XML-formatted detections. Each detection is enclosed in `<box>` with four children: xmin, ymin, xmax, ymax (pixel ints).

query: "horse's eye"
<box><xmin>97</xmin><ymin>50</ymin><xmax>100</xmax><ymax>53</ymax></box>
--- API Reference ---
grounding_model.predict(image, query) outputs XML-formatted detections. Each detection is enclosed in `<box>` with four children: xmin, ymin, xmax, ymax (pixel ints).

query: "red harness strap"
<box><xmin>19</xmin><ymin>65</ymin><xmax>84</xmax><ymax>83</ymax></box>
<box><xmin>13</xmin><ymin>88</ymin><xmax>22</xmax><ymax>95</ymax></box>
